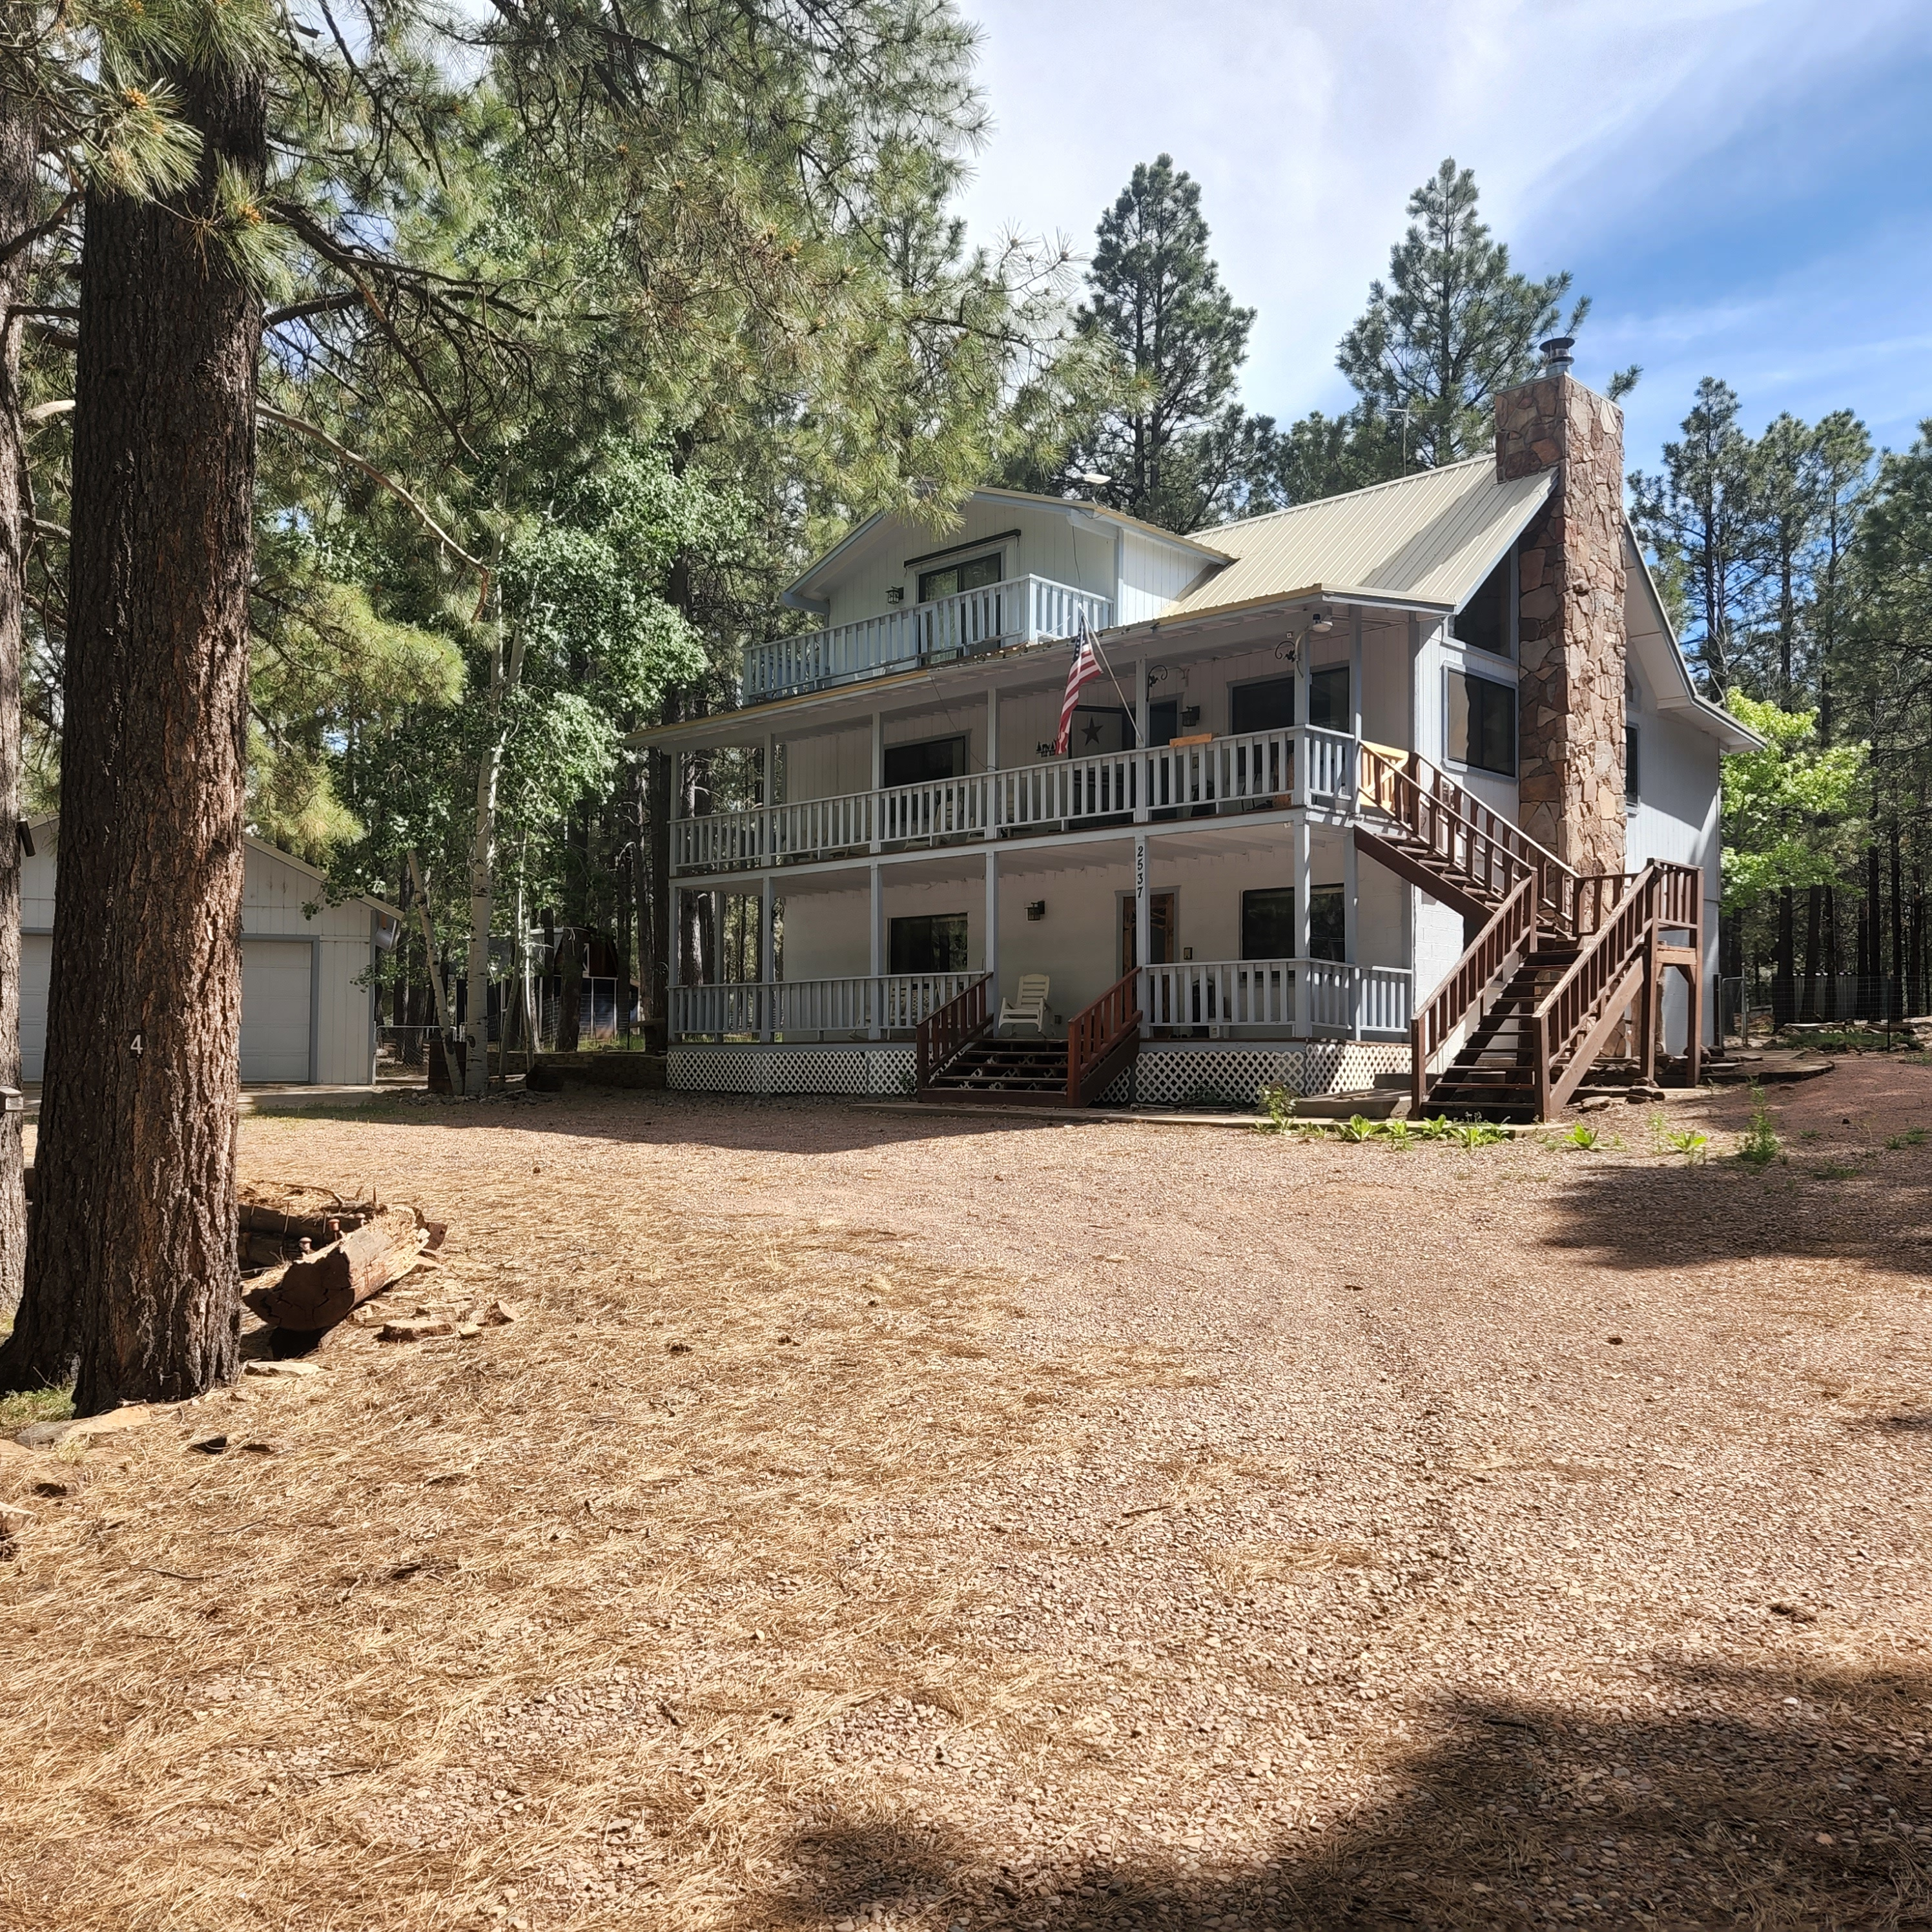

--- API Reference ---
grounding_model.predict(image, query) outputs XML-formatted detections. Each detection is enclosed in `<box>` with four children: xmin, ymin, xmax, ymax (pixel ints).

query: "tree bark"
<box><xmin>462</xmin><ymin>602</ymin><xmax>522</xmax><ymax>1096</ymax></box>
<box><xmin>554</xmin><ymin>927</ymin><xmax>582</xmax><ymax>1052</ymax></box>
<box><xmin>0</xmin><ymin>92</ymin><xmax>34</xmax><ymax>1322</ymax></box>
<box><xmin>1</xmin><ymin>57</ymin><xmax>267</xmax><ymax>1409</ymax></box>
<box><xmin>1800</xmin><ymin>885</ymin><xmax>1822</xmax><ymax>1020</ymax></box>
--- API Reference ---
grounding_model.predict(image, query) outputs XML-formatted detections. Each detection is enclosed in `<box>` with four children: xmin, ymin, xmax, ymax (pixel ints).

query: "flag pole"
<box><xmin>1080</xmin><ymin>615</ymin><xmax>1138</xmax><ymax>732</ymax></box>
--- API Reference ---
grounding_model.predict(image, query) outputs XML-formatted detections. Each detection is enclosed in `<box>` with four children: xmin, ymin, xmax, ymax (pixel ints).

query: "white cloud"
<box><xmin>952</xmin><ymin>0</ymin><xmax>1932</xmax><ymax>446</ymax></box>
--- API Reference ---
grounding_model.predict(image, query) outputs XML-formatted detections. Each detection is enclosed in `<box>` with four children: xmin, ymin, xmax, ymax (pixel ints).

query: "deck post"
<box><xmin>1133</xmin><ymin>655</ymin><xmax>1149</xmax><ymax>825</ymax></box>
<box><xmin>984</xmin><ymin>845</ymin><xmax>1000</xmax><ymax>1007</ymax></box>
<box><xmin>869</xmin><ymin>710</ymin><xmax>883</xmax><ymax>853</ymax></box>
<box><xmin>868</xmin><ymin>861</ymin><xmax>883</xmax><ymax>1041</ymax></box>
<box><xmin>1293</xmin><ymin>817</ymin><xmax>1313</xmax><ymax>1040</ymax></box>
<box><xmin>666</xmin><ymin>885</ymin><xmax>680</xmax><ymax>1043</ymax></box>
<box><xmin>1134</xmin><ymin>834</ymin><xmax>1149</xmax><ymax>1038</ymax></box>
<box><xmin>1344</xmin><ymin>832</ymin><xmax>1361</xmax><ymax>1039</ymax></box>
<box><xmin>761</xmin><ymin>733</ymin><xmax>777</xmax><ymax>865</ymax></box>
<box><xmin>759</xmin><ymin>874</ymin><xmax>776</xmax><ymax>1042</ymax></box>
<box><xmin>985</xmin><ymin>686</ymin><xmax>999</xmax><ymax>836</ymax></box>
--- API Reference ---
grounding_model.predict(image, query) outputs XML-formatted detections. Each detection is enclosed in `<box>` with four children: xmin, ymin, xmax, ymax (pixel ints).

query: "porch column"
<box><xmin>868</xmin><ymin>861</ymin><xmax>883</xmax><ymax>1041</ymax></box>
<box><xmin>1343</xmin><ymin>834</ymin><xmax>1362</xmax><ymax>1040</ymax></box>
<box><xmin>1295</xmin><ymin>621</ymin><xmax>1311</xmax><ymax>808</ymax></box>
<box><xmin>1133</xmin><ymin>655</ymin><xmax>1149</xmax><ymax>825</ymax></box>
<box><xmin>666</xmin><ymin>885</ymin><xmax>681</xmax><ymax>1043</ymax></box>
<box><xmin>1293</xmin><ymin>817</ymin><xmax>1313</xmax><ymax>1040</ymax></box>
<box><xmin>984</xmin><ymin>845</ymin><xmax>1000</xmax><ymax>996</ymax></box>
<box><xmin>985</xmin><ymin>686</ymin><xmax>999</xmax><ymax>838</ymax></box>
<box><xmin>869</xmin><ymin>710</ymin><xmax>884</xmax><ymax>854</ymax></box>
<box><xmin>1135</xmin><ymin>834</ymin><xmax>1150</xmax><ymax>1038</ymax></box>
<box><xmin>759</xmin><ymin>873</ymin><xmax>776</xmax><ymax>1042</ymax></box>
<box><xmin>1350</xmin><ymin>610</ymin><xmax>1364</xmax><ymax>805</ymax></box>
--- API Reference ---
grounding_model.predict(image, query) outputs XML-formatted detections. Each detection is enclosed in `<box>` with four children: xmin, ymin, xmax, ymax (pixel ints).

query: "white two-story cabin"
<box><xmin>639</xmin><ymin>357</ymin><xmax>1756</xmax><ymax>1112</ymax></box>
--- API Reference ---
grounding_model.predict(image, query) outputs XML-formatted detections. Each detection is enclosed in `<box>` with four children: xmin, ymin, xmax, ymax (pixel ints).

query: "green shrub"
<box><xmin>1738</xmin><ymin>1084</ymin><xmax>1781</xmax><ymax>1167</ymax></box>
<box><xmin>1255</xmin><ymin>1083</ymin><xmax>1297</xmax><ymax>1134</ymax></box>
<box><xmin>1665</xmin><ymin>1128</ymin><xmax>1710</xmax><ymax>1165</ymax></box>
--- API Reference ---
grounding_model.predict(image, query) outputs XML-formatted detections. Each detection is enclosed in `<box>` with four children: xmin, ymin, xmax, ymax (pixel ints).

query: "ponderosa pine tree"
<box><xmin>1334</xmin><ymin>158</ymin><xmax>1633</xmax><ymax>469</ymax></box>
<box><xmin>1065</xmin><ymin>155</ymin><xmax>1276</xmax><ymax>533</ymax></box>
<box><xmin>8</xmin><ymin>17</ymin><xmax>267</xmax><ymax>1410</ymax></box>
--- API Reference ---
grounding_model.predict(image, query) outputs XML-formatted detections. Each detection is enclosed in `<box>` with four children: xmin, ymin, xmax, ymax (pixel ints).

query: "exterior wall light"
<box><xmin>1026</xmin><ymin>901</ymin><xmax>1046</xmax><ymax>921</ymax></box>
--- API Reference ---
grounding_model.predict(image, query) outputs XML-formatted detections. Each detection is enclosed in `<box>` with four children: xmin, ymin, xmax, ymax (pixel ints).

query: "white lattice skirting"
<box><xmin>666</xmin><ymin>1040</ymin><xmax>1408</xmax><ymax>1108</ymax></box>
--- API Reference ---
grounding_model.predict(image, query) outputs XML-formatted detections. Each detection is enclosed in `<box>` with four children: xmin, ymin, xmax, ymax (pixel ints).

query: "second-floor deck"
<box><xmin>673</xmin><ymin>726</ymin><xmax>1366</xmax><ymax>876</ymax></box>
<box><xmin>743</xmin><ymin>573</ymin><xmax>1113</xmax><ymax>702</ymax></box>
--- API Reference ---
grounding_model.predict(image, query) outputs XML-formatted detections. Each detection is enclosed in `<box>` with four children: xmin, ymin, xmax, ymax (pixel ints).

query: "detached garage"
<box><xmin>21</xmin><ymin>819</ymin><xmax>400</xmax><ymax>1087</ymax></box>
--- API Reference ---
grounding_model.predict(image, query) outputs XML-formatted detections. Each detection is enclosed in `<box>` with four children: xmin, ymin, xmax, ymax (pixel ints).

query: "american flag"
<box><xmin>1053</xmin><ymin>615</ymin><xmax>1104</xmax><ymax>755</ymax></box>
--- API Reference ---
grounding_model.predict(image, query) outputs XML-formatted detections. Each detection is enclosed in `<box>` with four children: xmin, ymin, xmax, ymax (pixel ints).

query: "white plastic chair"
<box><xmin>998</xmin><ymin>973</ymin><xmax>1050</xmax><ymax>1034</ymax></box>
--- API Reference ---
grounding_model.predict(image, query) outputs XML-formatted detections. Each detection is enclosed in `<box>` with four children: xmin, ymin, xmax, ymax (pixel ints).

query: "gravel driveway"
<box><xmin>2</xmin><ymin>1062</ymin><xmax>1927</xmax><ymax>1931</ymax></box>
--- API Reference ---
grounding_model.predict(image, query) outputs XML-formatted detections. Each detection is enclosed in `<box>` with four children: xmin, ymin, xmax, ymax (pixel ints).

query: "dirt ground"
<box><xmin>2</xmin><ymin>1061</ymin><xmax>1929</xmax><ymax>1931</ymax></box>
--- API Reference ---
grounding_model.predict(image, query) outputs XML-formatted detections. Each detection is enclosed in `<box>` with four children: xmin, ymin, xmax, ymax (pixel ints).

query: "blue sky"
<box><xmin>950</xmin><ymin>0</ymin><xmax>1932</xmax><ymax>477</ymax></box>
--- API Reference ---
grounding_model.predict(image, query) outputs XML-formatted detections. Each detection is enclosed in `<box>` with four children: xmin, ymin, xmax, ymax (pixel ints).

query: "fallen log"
<box><xmin>242</xmin><ymin>1206</ymin><xmax>438</xmax><ymax>1333</ymax></box>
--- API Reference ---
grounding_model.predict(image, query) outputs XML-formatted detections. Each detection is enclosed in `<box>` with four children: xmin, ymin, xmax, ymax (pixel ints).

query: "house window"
<box><xmin>1446</xmin><ymin>669</ymin><xmax>1516</xmax><ymax>777</ymax></box>
<box><xmin>1228</xmin><ymin>666</ymin><xmax>1350</xmax><ymax>734</ymax></box>
<box><xmin>889</xmin><ymin>913</ymin><xmax>969</xmax><ymax>974</ymax></box>
<box><xmin>881</xmin><ymin>734</ymin><xmax>967</xmax><ymax>789</ymax></box>
<box><xmin>917</xmin><ymin>551</ymin><xmax>1002</xmax><ymax>604</ymax></box>
<box><xmin>1456</xmin><ymin>551</ymin><xmax>1515</xmax><ymax>657</ymax></box>
<box><xmin>1625</xmin><ymin>724</ymin><xmax>1640</xmax><ymax>805</ymax></box>
<box><xmin>1240</xmin><ymin>887</ymin><xmax>1345</xmax><ymax>962</ymax></box>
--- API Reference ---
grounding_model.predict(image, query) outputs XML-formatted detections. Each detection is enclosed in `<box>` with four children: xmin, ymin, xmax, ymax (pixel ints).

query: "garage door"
<box><xmin>20</xmin><ymin>933</ymin><xmax>48</xmax><ymax>1082</ymax></box>
<box><xmin>240</xmin><ymin>938</ymin><xmax>313</xmax><ymax>1083</ymax></box>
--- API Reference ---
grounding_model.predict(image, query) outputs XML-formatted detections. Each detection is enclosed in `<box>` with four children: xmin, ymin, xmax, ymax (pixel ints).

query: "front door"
<box><xmin>1120</xmin><ymin>892</ymin><xmax>1177</xmax><ymax>972</ymax></box>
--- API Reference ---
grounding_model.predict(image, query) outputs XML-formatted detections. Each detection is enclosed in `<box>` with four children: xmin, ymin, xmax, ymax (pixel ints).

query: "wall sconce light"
<box><xmin>886</xmin><ymin>584</ymin><xmax>905</xmax><ymax>604</ymax></box>
<box><xmin>1180</xmin><ymin>704</ymin><xmax>1202</xmax><ymax>728</ymax></box>
<box><xmin>1026</xmin><ymin>900</ymin><xmax>1046</xmax><ymax>921</ymax></box>
<box><xmin>1182</xmin><ymin>945</ymin><xmax>1194</xmax><ymax>961</ymax></box>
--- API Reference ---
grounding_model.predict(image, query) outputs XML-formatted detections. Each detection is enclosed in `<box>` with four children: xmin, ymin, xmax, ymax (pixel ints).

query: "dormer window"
<box><xmin>918</xmin><ymin>550</ymin><xmax>1003</xmax><ymax>604</ymax></box>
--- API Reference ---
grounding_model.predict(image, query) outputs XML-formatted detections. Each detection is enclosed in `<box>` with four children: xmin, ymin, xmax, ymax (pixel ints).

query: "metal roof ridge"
<box><xmin>1209</xmin><ymin>455</ymin><xmax>1502</xmax><ymax>539</ymax></box>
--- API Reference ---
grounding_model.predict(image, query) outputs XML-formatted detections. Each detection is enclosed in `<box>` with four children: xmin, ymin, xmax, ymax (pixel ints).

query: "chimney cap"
<box><xmin>1540</xmin><ymin>336</ymin><xmax>1576</xmax><ymax>373</ymax></box>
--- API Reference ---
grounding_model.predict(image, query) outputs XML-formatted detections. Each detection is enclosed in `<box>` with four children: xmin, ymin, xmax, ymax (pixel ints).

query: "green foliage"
<box><xmin>1379</xmin><ymin>1119</ymin><xmax>1414</xmax><ymax>1151</ymax></box>
<box><xmin>1452</xmin><ymin>1120</ymin><xmax>1508</xmax><ymax>1149</ymax></box>
<box><xmin>1409</xmin><ymin>1115</ymin><xmax>1456</xmax><ymax>1141</ymax></box>
<box><xmin>1665</xmin><ymin>1128</ymin><xmax>1710</xmax><ymax>1165</ymax></box>
<box><xmin>1058</xmin><ymin>154</ymin><xmax>1277</xmax><ymax>532</ymax></box>
<box><xmin>0</xmin><ymin>1383</ymin><xmax>74</xmax><ymax>1432</ymax></box>
<box><xmin>1885</xmin><ymin>1127</ymin><xmax>1927</xmax><ymax>1150</ymax></box>
<box><xmin>1738</xmin><ymin>1085</ymin><xmax>1782</xmax><ymax>1167</ymax></box>
<box><xmin>1255</xmin><ymin>1083</ymin><xmax>1297</xmax><ymax>1133</ymax></box>
<box><xmin>1334</xmin><ymin>1114</ymin><xmax>1379</xmax><ymax>1142</ymax></box>
<box><xmin>1555</xmin><ymin>1122</ymin><xmax>1604</xmax><ymax>1151</ymax></box>
<box><xmin>1334</xmin><ymin>158</ymin><xmax>1608</xmax><ymax>469</ymax></box>
<box><xmin>1719</xmin><ymin>694</ymin><xmax>1867</xmax><ymax>910</ymax></box>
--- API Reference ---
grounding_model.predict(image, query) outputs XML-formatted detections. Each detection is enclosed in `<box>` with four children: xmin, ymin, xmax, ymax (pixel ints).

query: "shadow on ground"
<box><xmin>756</xmin><ymin>1663</ymin><xmax>1931</xmax><ymax>1929</ymax></box>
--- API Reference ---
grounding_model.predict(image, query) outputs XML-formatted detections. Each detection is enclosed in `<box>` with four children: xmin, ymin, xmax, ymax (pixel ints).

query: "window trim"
<box><xmin>916</xmin><ymin>548</ymin><xmax>1005</xmax><ymax>606</ymax></box>
<box><xmin>1443</xmin><ymin>665</ymin><xmax>1519</xmax><ymax>779</ymax></box>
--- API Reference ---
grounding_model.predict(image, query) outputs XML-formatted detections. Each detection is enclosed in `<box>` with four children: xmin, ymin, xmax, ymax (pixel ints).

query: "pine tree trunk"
<box><xmin>0</xmin><ymin>92</ymin><xmax>34</xmax><ymax>1322</ymax></box>
<box><xmin>2</xmin><ymin>59</ymin><xmax>265</xmax><ymax>1408</ymax></box>
<box><xmin>1800</xmin><ymin>885</ymin><xmax>1822</xmax><ymax>1019</ymax></box>
<box><xmin>554</xmin><ymin>929</ymin><xmax>582</xmax><ymax>1053</ymax></box>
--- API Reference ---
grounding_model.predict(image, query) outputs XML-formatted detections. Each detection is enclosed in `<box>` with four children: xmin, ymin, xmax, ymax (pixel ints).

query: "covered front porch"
<box><xmin>667</xmin><ymin>822</ymin><xmax>1415</xmax><ymax>1050</ymax></box>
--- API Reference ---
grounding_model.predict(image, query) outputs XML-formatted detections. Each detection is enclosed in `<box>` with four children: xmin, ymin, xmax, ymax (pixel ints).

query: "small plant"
<box><xmin>898</xmin><ymin>1070</ymin><xmax>918</xmax><ymax>1096</ymax></box>
<box><xmin>1738</xmin><ymin>1084</ymin><xmax>1781</xmax><ymax>1167</ymax></box>
<box><xmin>1556</xmin><ymin>1123</ymin><xmax>1603</xmax><ymax>1151</ymax></box>
<box><xmin>1335</xmin><ymin>1114</ymin><xmax>1379</xmax><ymax>1142</ymax></box>
<box><xmin>1379</xmin><ymin>1119</ymin><xmax>1414</xmax><ymax>1151</ymax></box>
<box><xmin>1452</xmin><ymin>1119</ymin><xmax>1507</xmax><ymax>1149</ymax></box>
<box><xmin>0</xmin><ymin>1384</ymin><xmax>74</xmax><ymax>1434</ymax></box>
<box><xmin>1665</xmin><ymin>1127</ymin><xmax>1710</xmax><ymax>1165</ymax></box>
<box><xmin>1885</xmin><ymin>1127</ymin><xmax>1927</xmax><ymax>1151</ymax></box>
<box><xmin>1255</xmin><ymin>1083</ymin><xmax>1297</xmax><ymax>1134</ymax></box>
<box><xmin>1410</xmin><ymin>1114</ymin><xmax>1455</xmax><ymax>1141</ymax></box>
<box><xmin>1813</xmin><ymin>1160</ymin><xmax>1860</xmax><ymax>1180</ymax></box>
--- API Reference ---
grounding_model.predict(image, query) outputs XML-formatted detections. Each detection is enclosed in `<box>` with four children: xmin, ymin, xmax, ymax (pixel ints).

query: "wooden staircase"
<box><xmin>914</xmin><ymin>971</ymin><xmax>1142</xmax><ymax>1108</ymax></box>
<box><xmin>1353</xmin><ymin>745</ymin><xmax>1705</xmax><ymax>1122</ymax></box>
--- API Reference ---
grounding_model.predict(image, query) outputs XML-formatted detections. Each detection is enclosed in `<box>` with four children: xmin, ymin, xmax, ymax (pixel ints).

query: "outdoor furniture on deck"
<box><xmin>997</xmin><ymin>974</ymin><xmax>1050</xmax><ymax>1035</ymax></box>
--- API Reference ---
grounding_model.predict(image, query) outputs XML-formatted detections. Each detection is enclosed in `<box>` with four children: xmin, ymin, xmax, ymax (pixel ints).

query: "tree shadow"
<box><xmin>251</xmin><ymin>1087</ymin><xmax>1080</xmax><ymax>1156</ymax></box>
<box><xmin>749</xmin><ymin>1661</ymin><xmax>1932</xmax><ymax>1929</ymax></box>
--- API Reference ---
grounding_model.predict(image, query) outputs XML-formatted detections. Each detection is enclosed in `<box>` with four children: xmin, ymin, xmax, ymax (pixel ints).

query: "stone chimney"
<box><xmin>1495</xmin><ymin>351</ymin><xmax>1627</xmax><ymax>877</ymax></box>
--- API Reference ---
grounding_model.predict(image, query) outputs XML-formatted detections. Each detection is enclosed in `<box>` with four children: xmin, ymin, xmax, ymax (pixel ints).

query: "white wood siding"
<box><xmin>21</xmin><ymin>824</ymin><xmax>380</xmax><ymax>1085</ymax></box>
<box><xmin>1118</xmin><ymin>528</ymin><xmax>1214</xmax><ymax>626</ymax></box>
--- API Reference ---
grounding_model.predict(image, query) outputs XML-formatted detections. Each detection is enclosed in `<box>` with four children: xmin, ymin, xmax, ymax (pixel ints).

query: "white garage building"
<box><xmin>21</xmin><ymin>819</ymin><xmax>400</xmax><ymax>1087</ymax></box>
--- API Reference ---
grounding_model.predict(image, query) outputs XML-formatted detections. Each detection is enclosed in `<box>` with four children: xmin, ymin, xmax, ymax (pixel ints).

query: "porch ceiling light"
<box><xmin>1309</xmin><ymin>608</ymin><xmax>1334</xmax><ymax>633</ymax></box>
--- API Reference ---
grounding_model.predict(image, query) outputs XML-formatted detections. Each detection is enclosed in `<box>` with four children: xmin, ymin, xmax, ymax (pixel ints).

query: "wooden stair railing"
<box><xmin>1530</xmin><ymin>864</ymin><xmax>1672</xmax><ymax>1117</ymax></box>
<box><xmin>914</xmin><ymin>972</ymin><xmax>994</xmax><ymax>1094</ymax></box>
<box><xmin>1410</xmin><ymin>872</ymin><xmax>1539</xmax><ymax>1115</ymax></box>
<box><xmin>1356</xmin><ymin>743</ymin><xmax>1579</xmax><ymax>937</ymax></box>
<box><xmin>1066</xmin><ymin>969</ymin><xmax>1142</xmax><ymax>1106</ymax></box>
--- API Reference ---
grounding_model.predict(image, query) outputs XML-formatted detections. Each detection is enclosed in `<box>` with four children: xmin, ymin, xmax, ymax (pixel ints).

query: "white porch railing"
<box><xmin>672</xmin><ymin>972</ymin><xmax>981</xmax><ymax>1040</ymax></box>
<box><xmin>742</xmin><ymin>575</ymin><xmax>1114</xmax><ymax>702</ymax></box>
<box><xmin>673</xmin><ymin>726</ymin><xmax>1363</xmax><ymax>875</ymax></box>
<box><xmin>1138</xmin><ymin>959</ymin><xmax>1412</xmax><ymax>1040</ymax></box>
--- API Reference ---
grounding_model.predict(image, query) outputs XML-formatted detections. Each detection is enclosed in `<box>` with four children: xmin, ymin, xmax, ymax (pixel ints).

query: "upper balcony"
<box><xmin>743</xmin><ymin>573</ymin><xmax>1113</xmax><ymax>704</ymax></box>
